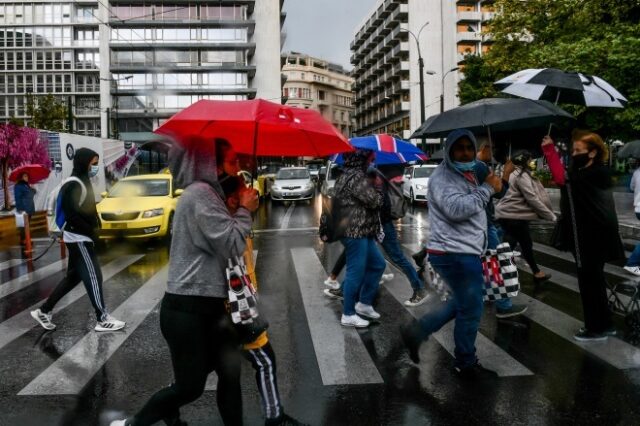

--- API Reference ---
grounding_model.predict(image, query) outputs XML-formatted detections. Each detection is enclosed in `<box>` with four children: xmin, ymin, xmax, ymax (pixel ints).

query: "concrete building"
<box><xmin>281</xmin><ymin>51</ymin><xmax>354</xmax><ymax>137</ymax></box>
<box><xmin>351</xmin><ymin>0</ymin><xmax>495</xmax><ymax>144</ymax></box>
<box><xmin>0</xmin><ymin>0</ymin><xmax>285</xmax><ymax>143</ymax></box>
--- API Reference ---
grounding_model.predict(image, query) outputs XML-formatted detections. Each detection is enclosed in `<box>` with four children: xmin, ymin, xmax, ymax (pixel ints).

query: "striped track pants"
<box><xmin>244</xmin><ymin>341</ymin><xmax>283</xmax><ymax>420</ymax></box>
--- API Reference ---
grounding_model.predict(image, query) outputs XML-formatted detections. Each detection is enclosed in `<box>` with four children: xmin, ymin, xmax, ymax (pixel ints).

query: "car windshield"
<box><xmin>109</xmin><ymin>179</ymin><xmax>170</xmax><ymax>197</ymax></box>
<box><xmin>414</xmin><ymin>167</ymin><xmax>435</xmax><ymax>178</ymax></box>
<box><xmin>276</xmin><ymin>169</ymin><xmax>310</xmax><ymax>180</ymax></box>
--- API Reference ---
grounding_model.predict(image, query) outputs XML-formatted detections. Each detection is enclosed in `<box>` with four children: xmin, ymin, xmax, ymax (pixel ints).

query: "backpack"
<box><xmin>47</xmin><ymin>177</ymin><xmax>87</xmax><ymax>234</ymax></box>
<box><xmin>386</xmin><ymin>180</ymin><xmax>408</xmax><ymax>220</ymax></box>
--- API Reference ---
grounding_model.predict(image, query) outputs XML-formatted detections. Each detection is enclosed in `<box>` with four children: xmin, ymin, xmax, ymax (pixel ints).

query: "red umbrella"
<box><xmin>154</xmin><ymin>99</ymin><xmax>353</xmax><ymax>157</ymax></box>
<box><xmin>9</xmin><ymin>164</ymin><xmax>50</xmax><ymax>183</ymax></box>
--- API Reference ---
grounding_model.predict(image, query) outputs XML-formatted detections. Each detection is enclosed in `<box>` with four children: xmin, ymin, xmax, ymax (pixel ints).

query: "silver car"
<box><xmin>270</xmin><ymin>167</ymin><xmax>315</xmax><ymax>203</ymax></box>
<box><xmin>320</xmin><ymin>161</ymin><xmax>342</xmax><ymax>198</ymax></box>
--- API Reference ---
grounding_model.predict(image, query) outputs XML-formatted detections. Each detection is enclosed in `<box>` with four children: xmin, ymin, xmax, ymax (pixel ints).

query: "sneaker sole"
<box><xmin>573</xmin><ymin>335</ymin><xmax>608</xmax><ymax>342</ymax></box>
<box><xmin>341</xmin><ymin>321</ymin><xmax>369</xmax><ymax>328</ymax></box>
<box><xmin>323</xmin><ymin>291</ymin><xmax>343</xmax><ymax>300</ymax></box>
<box><xmin>95</xmin><ymin>324</ymin><xmax>126</xmax><ymax>332</ymax></box>
<box><xmin>404</xmin><ymin>297</ymin><xmax>429</xmax><ymax>307</ymax></box>
<box><xmin>355</xmin><ymin>310</ymin><xmax>380</xmax><ymax>320</ymax></box>
<box><xmin>30</xmin><ymin>311</ymin><xmax>56</xmax><ymax>330</ymax></box>
<box><xmin>323</xmin><ymin>281</ymin><xmax>341</xmax><ymax>290</ymax></box>
<box><xmin>495</xmin><ymin>307</ymin><xmax>528</xmax><ymax>319</ymax></box>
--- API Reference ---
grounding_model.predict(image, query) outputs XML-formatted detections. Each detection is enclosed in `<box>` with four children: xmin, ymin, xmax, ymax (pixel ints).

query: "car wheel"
<box><xmin>164</xmin><ymin>213</ymin><xmax>174</xmax><ymax>243</ymax></box>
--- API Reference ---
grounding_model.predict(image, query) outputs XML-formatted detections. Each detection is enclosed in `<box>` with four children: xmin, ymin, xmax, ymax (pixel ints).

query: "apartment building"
<box><xmin>281</xmin><ymin>51</ymin><xmax>354</xmax><ymax>137</ymax></box>
<box><xmin>351</xmin><ymin>0</ymin><xmax>495</xmax><ymax>142</ymax></box>
<box><xmin>0</xmin><ymin>0</ymin><xmax>284</xmax><ymax>142</ymax></box>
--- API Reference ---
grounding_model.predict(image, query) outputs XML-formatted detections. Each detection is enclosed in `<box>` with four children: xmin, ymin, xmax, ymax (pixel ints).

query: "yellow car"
<box><xmin>97</xmin><ymin>174</ymin><xmax>182</xmax><ymax>240</ymax></box>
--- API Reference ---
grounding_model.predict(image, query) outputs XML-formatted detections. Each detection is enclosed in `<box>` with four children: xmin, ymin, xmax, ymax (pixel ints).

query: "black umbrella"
<box><xmin>411</xmin><ymin>98</ymin><xmax>575</xmax><ymax>139</ymax></box>
<box><xmin>616</xmin><ymin>140</ymin><xmax>640</xmax><ymax>160</ymax></box>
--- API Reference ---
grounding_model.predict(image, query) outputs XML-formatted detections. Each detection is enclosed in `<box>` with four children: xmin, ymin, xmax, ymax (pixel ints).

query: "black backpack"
<box><xmin>386</xmin><ymin>180</ymin><xmax>408</xmax><ymax>220</ymax></box>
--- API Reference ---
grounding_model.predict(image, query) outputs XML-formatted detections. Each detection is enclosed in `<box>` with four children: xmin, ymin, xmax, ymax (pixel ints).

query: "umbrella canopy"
<box><xmin>154</xmin><ymin>99</ymin><xmax>352</xmax><ymax>157</ymax></box>
<box><xmin>495</xmin><ymin>68</ymin><xmax>627</xmax><ymax>108</ymax></box>
<box><xmin>616</xmin><ymin>140</ymin><xmax>640</xmax><ymax>160</ymax></box>
<box><xmin>331</xmin><ymin>134</ymin><xmax>428</xmax><ymax>165</ymax></box>
<box><xmin>411</xmin><ymin>98</ymin><xmax>575</xmax><ymax>139</ymax></box>
<box><xmin>9</xmin><ymin>164</ymin><xmax>50</xmax><ymax>184</ymax></box>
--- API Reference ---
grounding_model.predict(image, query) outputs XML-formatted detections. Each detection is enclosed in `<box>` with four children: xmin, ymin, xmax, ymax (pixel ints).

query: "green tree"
<box><xmin>26</xmin><ymin>93</ymin><xmax>68</xmax><ymax>132</ymax></box>
<box><xmin>458</xmin><ymin>0</ymin><xmax>640</xmax><ymax>140</ymax></box>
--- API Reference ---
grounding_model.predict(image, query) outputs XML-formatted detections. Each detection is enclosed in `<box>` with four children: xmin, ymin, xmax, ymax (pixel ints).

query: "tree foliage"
<box><xmin>26</xmin><ymin>93</ymin><xmax>68</xmax><ymax>132</ymax></box>
<box><xmin>458</xmin><ymin>0</ymin><xmax>640</xmax><ymax>140</ymax></box>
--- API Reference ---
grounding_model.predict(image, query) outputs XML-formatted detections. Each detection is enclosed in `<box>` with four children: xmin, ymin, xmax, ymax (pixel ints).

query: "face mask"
<box><xmin>89</xmin><ymin>165</ymin><xmax>99</xmax><ymax>177</ymax></box>
<box><xmin>571</xmin><ymin>153</ymin><xmax>591</xmax><ymax>169</ymax></box>
<box><xmin>453</xmin><ymin>160</ymin><xmax>477</xmax><ymax>172</ymax></box>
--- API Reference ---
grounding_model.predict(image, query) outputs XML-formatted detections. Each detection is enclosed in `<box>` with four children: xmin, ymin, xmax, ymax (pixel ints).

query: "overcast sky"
<box><xmin>283</xmin><ymin>0</ymin><xmax>379</xmax><ymax>70</ymax></box>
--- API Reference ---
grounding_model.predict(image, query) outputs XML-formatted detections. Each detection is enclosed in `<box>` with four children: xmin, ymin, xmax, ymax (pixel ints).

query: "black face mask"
<box><xmin>571</xmin><ymin>153</ymin><xmax>592</xmax><ymax>169</ymax></box>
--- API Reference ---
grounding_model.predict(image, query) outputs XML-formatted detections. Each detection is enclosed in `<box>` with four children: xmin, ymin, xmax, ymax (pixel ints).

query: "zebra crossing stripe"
<box><xmin>394</xmin><ymin>243</ymin><xmax>533</xmax><ymax>377</ymax></box>
<box><xmin>0</xmin><ymin>259</ymin><xmax>67</xmax><ymax>300</ymax></box>
<box><xmin>0</xmin><ymin>255</ymin><xmax>143</xmax><ymax>351</ymax></box>
<box><xmin>291</xmin><ymin>248</ymin><xmax>384</xmax><ymax>386</ymax></box>
<box><xmin>18</xmin><ymin>265</ymin><xmax>168</xmax><ymax>396</ymax></box>
<box><xmin>0</xmin><ymin>259</ymin><xmax>22</xmax><ymax>273</ymax></box>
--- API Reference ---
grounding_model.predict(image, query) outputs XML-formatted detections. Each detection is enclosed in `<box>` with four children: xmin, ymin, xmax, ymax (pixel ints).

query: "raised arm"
<box><xmin>541</xmin><ymin>136</ymin><xmax>566</xmax><ymax>186</ymax></box>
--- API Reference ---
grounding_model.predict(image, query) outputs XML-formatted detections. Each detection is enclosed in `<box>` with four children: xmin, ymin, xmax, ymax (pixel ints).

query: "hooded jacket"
<box><xmin>60</xmin><ymin>147</ymin><xmax>99</xmax><ymax>241</ymax></box>
<box><xmin>166</xmin><ymin>140</ymin><xmax>252</xmax><ymax>299</ymax></box>
<box><xmin>495</xmin><ymin>168</ymin><xmax>556</xmax><ymax>222</ymax></box>
<box><xmin>427</xmin><ymin>129</ymin><xmax>495</xmax><ymax>255</ymax></box>
<box><xmin>333</xmin><ymin>149</ymin><xmax>383</xmax><ymax>238</ymax></box>
<box><xmin>14</xmin><ymin>180</ymin><xmax>35</xmax><ymax>215</ymax></box>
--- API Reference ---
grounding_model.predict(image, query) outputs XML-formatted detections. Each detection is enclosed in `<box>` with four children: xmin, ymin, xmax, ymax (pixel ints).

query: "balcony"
<box><xmin>400</xmin><ymin>61</ymin><xmax>410</xmax><ymax>72</ymax></box>
<box><xmin>482</xmin><ymin>12</ymin><xmax>496</xmax><ymax>21</ymax></box>
<box><xmin>401</xmin><ymin>101</ymin><xmax>410</xmax><ymax>111</ymax></box>
<box><xmin>457</xmin><ymin>11</ymin><xmax>482</xmax><ymax>22</ymax></box>
<box><xmin>456</xmin><ymin>32</ymin><xmax>482</xmax><ymax>43</ymax></box>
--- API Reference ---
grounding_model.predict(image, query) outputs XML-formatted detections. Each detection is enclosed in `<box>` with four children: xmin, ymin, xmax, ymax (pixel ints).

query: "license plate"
<box><xmin>285</xmin><ymin>193</ymin><xmax>294</xmax><ymax>197</ymax></box>
<box><xmin>110</xmin><ymin>223</ymin><xmax>127</xmax><ymax>229</ymax></box>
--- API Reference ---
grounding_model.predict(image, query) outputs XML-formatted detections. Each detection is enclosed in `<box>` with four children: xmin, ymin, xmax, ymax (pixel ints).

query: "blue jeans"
<box><xmin>380</xmin><ymin>221</ymin><xmax>424</xmax><ymax>290</ymax></box>
<box><xmin>341</xmin><ymin>237</ymin><xmax>386</xmax><ymax>316</ymax></box>
<box><xmin>417</xmin><ymin>253</ymin><xmax>484</xmax><ymax>368</ymax></box>
<box><xmin>626</xmin><ymin>213</ymin><xmax>640</xmax><ymax>267</ymax></box>
<box><xmin>487</xmin><ymin>222</ymin><xmax>513</xmax><ymax>311</ymax></box>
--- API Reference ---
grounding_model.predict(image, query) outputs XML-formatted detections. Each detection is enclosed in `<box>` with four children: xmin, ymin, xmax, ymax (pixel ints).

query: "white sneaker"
<box><xmin>355</xmin><ymin>302</ymin><xmax>381</xmax><ymax>319</ymax></box>
<box><xmin>341</xmin><ymin>314</ymin><xmax>370</xmax><ymax>328</ymax></box>
<box><xmin>624</xmin><ymin>266</ymin><xmax>640</xmax><ymax>277</ymax></box>
<box><xmin>513</xmin><ymin>250</ymin><xmax>522</xmax><ymax>258</ymax></box>
<box><xmin>95</xmin><ymin>315</ymin><xmax>126</xmax><ymax>332</ymax></box>
<box><xmin>324</xmin><ymin>277</ymin><xmax>341</xmax><ymax>290</ymax></box>
<box><xmin>379</xmin><ymin>273</ymin><xmax>394</xmax><ymax>284</ymax></box>
<box><xmin>110</xmin><ymin>421</ymin><xmax>127</xmax><ymax>426</ymax></box>
<box><xmin>31</xmin><ymin>308</ymin><xmax>56</xmax><ymax>330</ymax></box>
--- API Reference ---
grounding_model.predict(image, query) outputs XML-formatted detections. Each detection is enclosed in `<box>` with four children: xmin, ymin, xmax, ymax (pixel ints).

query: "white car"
<box><xmin>402</xmin><ymin>165</ymin><xmax>437</xmax><ymax>204</ymax></box>
<box><xmin>270</xmin><ymin>167</ymin><xmax>315</xmax><ymax>203</ymax></box>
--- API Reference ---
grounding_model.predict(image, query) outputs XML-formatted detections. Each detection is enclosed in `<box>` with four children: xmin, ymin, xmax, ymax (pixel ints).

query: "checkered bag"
<box><xmin>226</xmin><ymin>255</ymin><xmax>260</xmax><ymax>325</ymax></box>
<box><xmin>482</xmin><ymin>243</ymin><xmax>520</xmax><ymax>301</ymax></box>
<box><xmin>424</xmin><ymin>255</ymin><xmax>450</xmax><ymax>301</ymax></box>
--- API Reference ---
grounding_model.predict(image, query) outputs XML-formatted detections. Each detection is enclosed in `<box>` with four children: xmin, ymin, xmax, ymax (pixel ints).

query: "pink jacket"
<box><xmin>542</xmin><ymin>143</ymin><xmax>566</xmax><ymax>186</ymax></box>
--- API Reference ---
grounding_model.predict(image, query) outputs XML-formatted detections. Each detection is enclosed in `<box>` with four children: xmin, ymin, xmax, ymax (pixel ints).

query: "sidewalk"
<box><xmin>547</xmin><ymin>188</ymin><xmax>640</xmax><ymax>240</ymax></box>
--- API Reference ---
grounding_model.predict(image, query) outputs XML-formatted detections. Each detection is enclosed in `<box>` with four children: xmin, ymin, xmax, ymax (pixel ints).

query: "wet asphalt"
<box><xmin>1</xmin><ymin>191</ymin><xmax>640</xmax><ymax>426</ymax></box>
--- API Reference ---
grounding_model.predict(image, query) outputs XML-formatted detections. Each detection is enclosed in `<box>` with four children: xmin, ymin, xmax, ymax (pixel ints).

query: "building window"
<box><xmin>318</xmin><ymin>90</ymin><xmax>325</xmax><ymax>101</ymax></box>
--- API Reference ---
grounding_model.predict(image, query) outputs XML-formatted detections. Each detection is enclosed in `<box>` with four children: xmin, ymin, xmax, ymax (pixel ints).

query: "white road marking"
<box><xmin>0</xmin><ymin>259</ymin><xmax>67</xmax><ymax>299</ymax></box>
<box><xmin>280</xmin><ymin>203</ymin><xmax>296</xmax><ymax>229</ymax></box>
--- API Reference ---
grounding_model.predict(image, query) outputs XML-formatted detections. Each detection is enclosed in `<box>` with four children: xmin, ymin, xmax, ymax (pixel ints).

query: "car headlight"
<box><xmin>416</xmin><ymin>184</ymin><xmax>426</xmax><ymax>190</ymax></box>
<box><xmin>142</xmin><ymin>208</ymin><xmax>164</xmax><ymax>218</ymax></box>
<box><xmin>305</xmin><ymin>182</ymin><xmax>314</xmax><ymax>189</ymax></box>
<box><xmin>272</xmin><ymin>185</ymin><xmax>281</xmax><ymax>191</ymax></box>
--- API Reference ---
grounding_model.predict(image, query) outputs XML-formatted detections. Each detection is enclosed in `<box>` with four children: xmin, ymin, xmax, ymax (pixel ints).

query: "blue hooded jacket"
<box><xmin>426</xmin><ymin>129</ymin><xmax>495</xmax><ymax>255</ymax></box>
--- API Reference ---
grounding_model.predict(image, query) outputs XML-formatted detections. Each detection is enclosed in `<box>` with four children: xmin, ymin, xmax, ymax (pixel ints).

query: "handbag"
<box><xmin>482</xmin><ymin>243</ymin><xmax>520</xmax><ymax>301</ymax></box>
<box><xmin>424</xmin><ymin>254</ymin><xmax>450</xmax><ymax>301</ymax></box>
<box><xmin>226</xmin><ymin>254</ymin><xmax>260</xmax><ymax>325</ymax></box>
<box><xmin>551</xmin><ymin>215</ymin><xmax>570</xmax><ymax>251</ymax></box>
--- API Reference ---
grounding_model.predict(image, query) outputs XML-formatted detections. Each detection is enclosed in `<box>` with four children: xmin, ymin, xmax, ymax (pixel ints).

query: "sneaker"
<box><xmin>495</xmin><ymin>303</ymin><xmax>528</xmax><ymax>319</ymax></box>
<box><xmin>400</xmin><ymin>322</ymin><xmax>423</xmax><ymax>363</ymax></box>
<box><xmin>355</xmin><ymin>302</ymin><xmax>380</xmax><ymax>319</ymax></box>
<box><xmin>266</xmin><ymin>413</ymin><xmax>309</xmax><ymax>426</ymax></box>
<box><xmin>454</xmin><ymin>362</ymin><xmax>498</xmax><ymax>380</ymax></box>
<box><xmin>411</xmin><ymin>248</ymin><xmax>427</xmax><ymax>268</ymax></box>
<box><xmin>578</xmin><ymin>326</ymin><xmax>617</xmax><ymax>337</ymax></box>
<box><xmin>31</xmin><ymin>308</ymin><xmax>56</xmax><ymax>330</ymax></box>
<box><xmin>95</xmin><ymin>316</ymin><xmax>126</xmax><ymax>332</ymax></box>
<box><xmin>341</xmin><ymin>314</ymin><xmax>369</xmax><ymax>328</ymax></box>
<box><xmin>109</xmin><ymin>421</ymin><xmax>127</xmax><ymax>426</ymax></box>
<box><xmin>404</xmin><ymin>289</ymin><xmax>429</xmax><ymax>307</ymax></box>
<box><xmin>512</xmin><ymin>250</ymin><xmax>522</xmax><ymax>258</ymax></box>
<box><xmin>379</xmin><ymin>273</ymin><xmax>394</xmax><ymax>284</ymax></box>
<box><xmin>323</xmin><ymin>277</ymin><xmax>341</xmax><ymax>289</ymax></box>
<box><xmin>624</xmin><ymin>266</ymin><xmax>640</xmax><ymax>277</ymax></box>
<box><xmin>323</xmin><ymin>288</ymin><xmax>343</xmax><ymax>300</ymax></box>
<box><xmin>573</xmin><ymin>328</ymin><xmax>608</xmax><ymax>342</ymax></box>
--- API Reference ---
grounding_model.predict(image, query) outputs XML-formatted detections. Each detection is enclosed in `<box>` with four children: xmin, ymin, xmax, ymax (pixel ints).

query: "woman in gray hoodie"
<box><xmin>112</xmin><ymin>138</ymin><xmax>258</xmax><ymax>426</ymax></box>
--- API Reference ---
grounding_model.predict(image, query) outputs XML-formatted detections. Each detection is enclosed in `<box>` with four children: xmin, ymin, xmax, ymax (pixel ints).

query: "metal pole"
<box><xmin>114</xmin><ymin>82</ymin><xmax>119</xmax><ymax>140</ymax></box>
<box><xmin>106</xmin><ymin>107</ymin><xmax>110</xmax><ymax>139</ymax></box>
<box><xmin>67</xmin><ymin>96</ymin><xmax>73</xmax><ymax>134</ymax></box>
<box><xmin>418</xmin><ymin>55</ymin><xmax>426</xmax><ymax>153</ymax></box>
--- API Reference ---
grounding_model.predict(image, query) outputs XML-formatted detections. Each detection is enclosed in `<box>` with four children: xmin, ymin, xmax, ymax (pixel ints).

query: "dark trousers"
<box><xmin>132</xmin><ymin>297</ymin><xmax>242</xmax><ymax>426</ymax></box>
<box><xmin>498</xmin><ymin>219</ymin><xmax>540</xmax><ymax>274</ymax></box>
<box><xmin>41</xmin><ymin>242</ymin><xmax>107</xmax><ymax>321</ymax></box>
<box><xmin>244</xmin><ymin>342</ymin><xmax>283</xmax><ymax>421</ymax></box>
<box><xmin>577</xmin><ymin>256</ymin><xmax>613</xmax><ymax>333</ymax></box>
<box><xmin>330</xmin><ymin>250</ymin><xmax>346</xmax><ymax>277</ymax></box>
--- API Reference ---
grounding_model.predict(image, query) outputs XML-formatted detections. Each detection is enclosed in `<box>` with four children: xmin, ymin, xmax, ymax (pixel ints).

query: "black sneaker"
<box><xmin>404</xmin><ymin>289</ymin><xmax>429</xmax><ymax>307</ymax></box>
<box><xmin>323</xmin><ymin>288</ymin><xmax>343</xmax><ymax>300</ymax></box>
<box><xmin>495</xmin><ymin>303</ymin><xmax>528</xmax><ymax>319</ymax></box>
<box><xmin>577</xmin><ymin>327</ymin><xmax>616</xmax><ymax>338</ymax></box>
<box><xmin>400</xmin><ymin>322</ymin><xmax>423</xmax><ymax>364</ymax></box>
<box><xmin>266</xmin><ymin>413</ymin><xmax>309</xmax><ymax>426</ymax></box>
<box><xmin>412</xmin><ymin>248</ymin><xmax>427</xmax><ymax>268</ymax></box>
<box><xmin>573</xmin><ymin>328</ymin><xmax>608</xmax><ymax>342</ymax></box>
<box><xmin>454</xmin><ymin>362</ymin><xmax>498</xmax><ymax>380</ymax></box>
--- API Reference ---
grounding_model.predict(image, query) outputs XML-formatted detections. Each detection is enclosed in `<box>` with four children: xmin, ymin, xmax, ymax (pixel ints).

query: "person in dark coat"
<box><xmin>14</xmin><ymin>172</ymin><xmax>36</xmax><ymax>217</ymax></box>
<box><xmin>542</xmin><ymin>131</ymin><xmax>624</xmax><ymax>342</ymax></box>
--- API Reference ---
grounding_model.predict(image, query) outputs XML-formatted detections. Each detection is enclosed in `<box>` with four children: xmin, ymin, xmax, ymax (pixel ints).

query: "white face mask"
<box><xmin>89</xmin><ymin>164</ymin><xmax>99</xmax><ymax>177</ymax></box>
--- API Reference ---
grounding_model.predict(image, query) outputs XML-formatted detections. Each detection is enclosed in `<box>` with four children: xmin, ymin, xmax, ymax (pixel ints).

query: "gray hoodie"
<box><xmin>427</xmin><ymin>129</ymin><xmax>495</xmax><ymax>255</ymax></box>
<box><xmin>166</xmin><ymin>140</ymin><xmax>252</xmax><ymax>298</ymax></box>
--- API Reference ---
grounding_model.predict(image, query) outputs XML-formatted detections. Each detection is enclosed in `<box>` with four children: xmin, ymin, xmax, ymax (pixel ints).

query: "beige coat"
<box><xmin>495</xmin><ymin>169</ymin><xmax>557</xmax><ymax>222</ymax></box>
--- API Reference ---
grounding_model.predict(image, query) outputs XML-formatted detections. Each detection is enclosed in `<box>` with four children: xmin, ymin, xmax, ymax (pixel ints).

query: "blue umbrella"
<box><xmin>331</xmin><ymin>134</ymin><xmax>428</xmax><ymax>165</ymax></box>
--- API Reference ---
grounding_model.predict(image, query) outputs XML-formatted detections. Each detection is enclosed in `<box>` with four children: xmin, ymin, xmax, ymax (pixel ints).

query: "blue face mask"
<box><xmin>453</xmin><ymin>160</ymin><xmax>477</xmax><ymax>172</ymax></box>
<box><xmin>89</xmin><ymin>164</ymin><xmax>99</xmax><ymax>178</ymax></box>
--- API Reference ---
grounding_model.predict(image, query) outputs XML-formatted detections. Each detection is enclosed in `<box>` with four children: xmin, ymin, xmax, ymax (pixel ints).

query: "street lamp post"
<box><xmin>440</xmin><ymin>67</ymin><xmax>460</xmax><ymax>113</ymax></box>
<box><xmin>100</xmin><ymin>75</ymin><xmax>132</xmax><ymax>140</ymax></box>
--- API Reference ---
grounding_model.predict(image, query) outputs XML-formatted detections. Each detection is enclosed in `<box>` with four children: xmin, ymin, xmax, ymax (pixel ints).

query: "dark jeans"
<box><xmin>380</xmin><ymin>221</ymin><xmax>423</xmax><ymax>290</ymax></box>
<box><xmin>577</xmin><ymin>256</ymin><xmax>613</xmax><ymax>333</ymax></box>
<box><xmin>341</xmin><ymin>237</ymin><xmax>386</xmax><ymax>315</ymax></box>
<box><xmin>330</xmin><ymin>250</ymin><xmax>346</xmax><ymax>277</ymax></box>
<box><xmin>132</xmin><ymin>296</ymin><xmax>242</xmax><ymax>426</ymax></box>
<box><xmin>498</xmin><ymin>219</ymin><xmax>541</xmax><ymax>274</ymax></box>
<box><xmin>41</xmin><ymin>242</ymin><xmax>107</xmax><ymax>321</ymax></box>
<box><xmin>416</xmin><ymin>253</ymin><xmax>484</xmax><ymax>368</ymax></box>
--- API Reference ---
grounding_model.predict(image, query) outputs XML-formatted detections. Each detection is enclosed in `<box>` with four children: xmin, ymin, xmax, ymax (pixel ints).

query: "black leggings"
<box><xmin>131</xmin><ymin>296</ymin><xmax>242</xmax><ymax>426</ymax></box>
<box><xmin>498</xmin><ymin>219</ymin><xmax>540</xmax><ymax>274</ymax></box>
<box><xmin>330</xmin><ymin>250</ymin><xmax>346</xmax><ymax>277</ymax></box>
<box><xmin>577</xmin><ymin>256</ymin><xmax>613</xmax><ymax>333</ymax></box>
